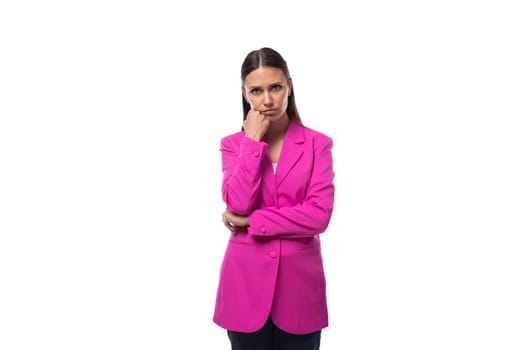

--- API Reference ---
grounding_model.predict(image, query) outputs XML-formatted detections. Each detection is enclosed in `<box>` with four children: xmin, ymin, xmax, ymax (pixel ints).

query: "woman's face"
<box><xmin>243</xmin><ymin>66</ymin><xmax>291</xmax><ymax>121</ymax></box>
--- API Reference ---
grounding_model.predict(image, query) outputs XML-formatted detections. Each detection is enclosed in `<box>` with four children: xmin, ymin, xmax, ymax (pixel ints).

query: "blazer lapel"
<box><xmin>275</xmin><ymin>120</ymin><xmax>304</xmax><ymax>187</ymax></box>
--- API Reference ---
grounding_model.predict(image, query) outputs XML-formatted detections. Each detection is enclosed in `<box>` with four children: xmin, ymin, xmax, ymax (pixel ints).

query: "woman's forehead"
<box><xmin>245</xmin><ymin>66</ymin><xmax>287</xmax><ymax>86</ymax></box>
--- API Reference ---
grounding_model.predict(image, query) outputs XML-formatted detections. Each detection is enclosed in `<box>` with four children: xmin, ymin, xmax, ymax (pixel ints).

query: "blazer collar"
<box><xmin>275</xmin><ymin>119</ymin><xmax>305</xmax><ymax>187</ymax></box>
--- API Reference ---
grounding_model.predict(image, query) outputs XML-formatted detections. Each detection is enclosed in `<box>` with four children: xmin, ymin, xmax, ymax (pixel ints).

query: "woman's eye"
<box><xmin>271</xmin><ymin>85</ymin><xmax>282</xmax><ymax>91</ymax></box>
<box><xmin>250</xmin><ymin>88</ymin><xmax>262</xmax><ymax>95</ymax></box>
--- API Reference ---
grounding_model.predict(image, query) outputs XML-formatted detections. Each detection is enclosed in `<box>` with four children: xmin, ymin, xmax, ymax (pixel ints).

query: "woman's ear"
<box><xmin>242</xmin><ymin>89</ymin><xmax>253</xmax><ymax>107</ymax></box>
<box><xmin>242</xmin><ymin>87</ymin><xmax>249</xmax><ymax>103</ymax></box>
<box><xmin>288</xmin><ymin>79</ymin><xmax>293</xmax><ymax>96</ymax></box>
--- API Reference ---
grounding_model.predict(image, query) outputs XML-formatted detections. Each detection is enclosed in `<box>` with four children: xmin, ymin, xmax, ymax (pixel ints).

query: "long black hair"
<box><xmin>240</xmin><ymin>47</ymin><xmax>302</xmax><ymax>125</ymax></box>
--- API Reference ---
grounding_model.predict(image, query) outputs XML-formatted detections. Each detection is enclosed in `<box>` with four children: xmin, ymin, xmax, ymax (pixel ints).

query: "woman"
<box><xmin>213</xmin><ymin>47</ymin><xmax>335</xmax><ymax>350</ymax></box>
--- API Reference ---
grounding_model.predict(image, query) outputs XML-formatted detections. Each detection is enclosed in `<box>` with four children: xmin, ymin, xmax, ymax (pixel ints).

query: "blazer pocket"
<box><xmin>228</xmin><ymin>236</ymin><xmax>250</xmax><ymax>246</ymax></box>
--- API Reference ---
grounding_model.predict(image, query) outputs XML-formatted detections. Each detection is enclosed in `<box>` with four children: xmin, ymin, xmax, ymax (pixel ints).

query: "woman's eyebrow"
<box><xmin>248</xmin><ymin>81</ymin><xmax>284</xmax><ymax>89</ymax></box>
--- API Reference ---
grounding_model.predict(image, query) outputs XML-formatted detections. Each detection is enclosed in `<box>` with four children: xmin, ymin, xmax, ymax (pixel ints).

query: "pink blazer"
<box><xmin>213</xmin><ymin>119</ymin><xmax>335</xmax><ymax>335</ymax></box>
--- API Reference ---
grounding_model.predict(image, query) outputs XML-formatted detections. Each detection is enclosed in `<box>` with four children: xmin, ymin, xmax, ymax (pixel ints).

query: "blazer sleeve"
<box><xmin>221</xmin><ymin>135</ymin><xmax>267</xmax><ymax>215</ymax></box>
<box><xmin>247</xmin><ymin>135</ymin><xmax>335</xmax><ymax>238</ymax></box>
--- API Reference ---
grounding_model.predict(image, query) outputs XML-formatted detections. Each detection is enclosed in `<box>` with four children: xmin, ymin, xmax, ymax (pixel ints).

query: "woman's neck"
<box><xmin>265</xmin><ymin>116</ymin><xmax>290</xmax><ymax>143</ymax></box>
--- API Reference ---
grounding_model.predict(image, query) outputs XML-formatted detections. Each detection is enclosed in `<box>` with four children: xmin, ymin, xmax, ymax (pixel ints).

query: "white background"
<box><xmin>1</xmin><ymin>1</ymin><xmax>524</xmax><ymax>349</ymax></box>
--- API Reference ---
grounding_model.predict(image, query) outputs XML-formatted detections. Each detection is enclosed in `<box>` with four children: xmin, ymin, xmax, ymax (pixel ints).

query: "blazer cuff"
<box><xmin>247</xmin><ymin>210</ymin><xmax>270</xmax><ymax>236</ymax></box>
<box><xmin>239</xmin><ymin>135</ymin><xmax>267</xmax><ymax>160</ymax></box>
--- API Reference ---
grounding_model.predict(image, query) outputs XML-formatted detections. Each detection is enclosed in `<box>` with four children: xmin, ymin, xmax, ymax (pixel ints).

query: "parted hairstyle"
<box><xmin>240</xmin><ymin>47</ymin><xmax>302</xmax><ymax>126</ymax></box>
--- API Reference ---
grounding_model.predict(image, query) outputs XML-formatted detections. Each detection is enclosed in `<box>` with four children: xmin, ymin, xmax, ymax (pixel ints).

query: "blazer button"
<box><xmin>260</xmin><ymin>227</ymin><xmax>267</xmax><ymax>234</ymax></box>
<box><xmin>253</xmin><ymin>151</ymin><xmax>260</xmax><ymax>158</ymax></box>
<box><xmin>269</xmin><ymin>251</ymin><xmax>278</xmax><ymax>258</ymax></box>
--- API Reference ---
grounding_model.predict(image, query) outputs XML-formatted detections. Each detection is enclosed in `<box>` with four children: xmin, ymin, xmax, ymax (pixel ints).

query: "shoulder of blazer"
<box><xmin>220</xmin><ymin>131</ymin><xmax>244</xmax><ymax>148</ymax></box>
<box><xmin>300</xmin><ymin>123</ymin><xmax>333</xmax><ymax>146</ymax></box>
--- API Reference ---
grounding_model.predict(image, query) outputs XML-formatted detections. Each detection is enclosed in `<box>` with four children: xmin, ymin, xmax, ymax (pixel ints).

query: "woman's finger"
<box><xmin>222</xmin><ymin>215</ymin><xmax>235</xmax><ymax>232</ymax></box>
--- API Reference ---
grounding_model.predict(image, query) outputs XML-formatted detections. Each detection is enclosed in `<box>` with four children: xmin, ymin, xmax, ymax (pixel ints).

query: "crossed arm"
<box><xmin>220</xmin><ymin>135</ymin><xmax>334</xmax><ymax>238</ymax></box>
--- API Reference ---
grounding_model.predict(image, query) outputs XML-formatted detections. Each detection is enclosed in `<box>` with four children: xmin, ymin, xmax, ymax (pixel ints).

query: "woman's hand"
<box><xmin>222</xmin><ymin>208</ymin><xmax>250</xmax><ymax>233</ymax></box>
<box><xmin>243</xmin><ymin>109</ymin><xmax>270</xmax><ymax>141</ymax></box>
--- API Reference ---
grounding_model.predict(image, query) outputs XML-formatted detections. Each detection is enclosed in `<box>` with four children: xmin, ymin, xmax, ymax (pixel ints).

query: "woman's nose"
<box><xmin>263</xmin><ymin>92</ymin><xmax>273</xmax><ymax>106</ymax></box>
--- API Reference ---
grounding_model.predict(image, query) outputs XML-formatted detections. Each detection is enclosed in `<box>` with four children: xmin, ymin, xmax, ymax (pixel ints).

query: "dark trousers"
<box><xmin>227</xmin><ymin>317</ymin><xmax>321</xmax><ymax>350</ymax></box>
